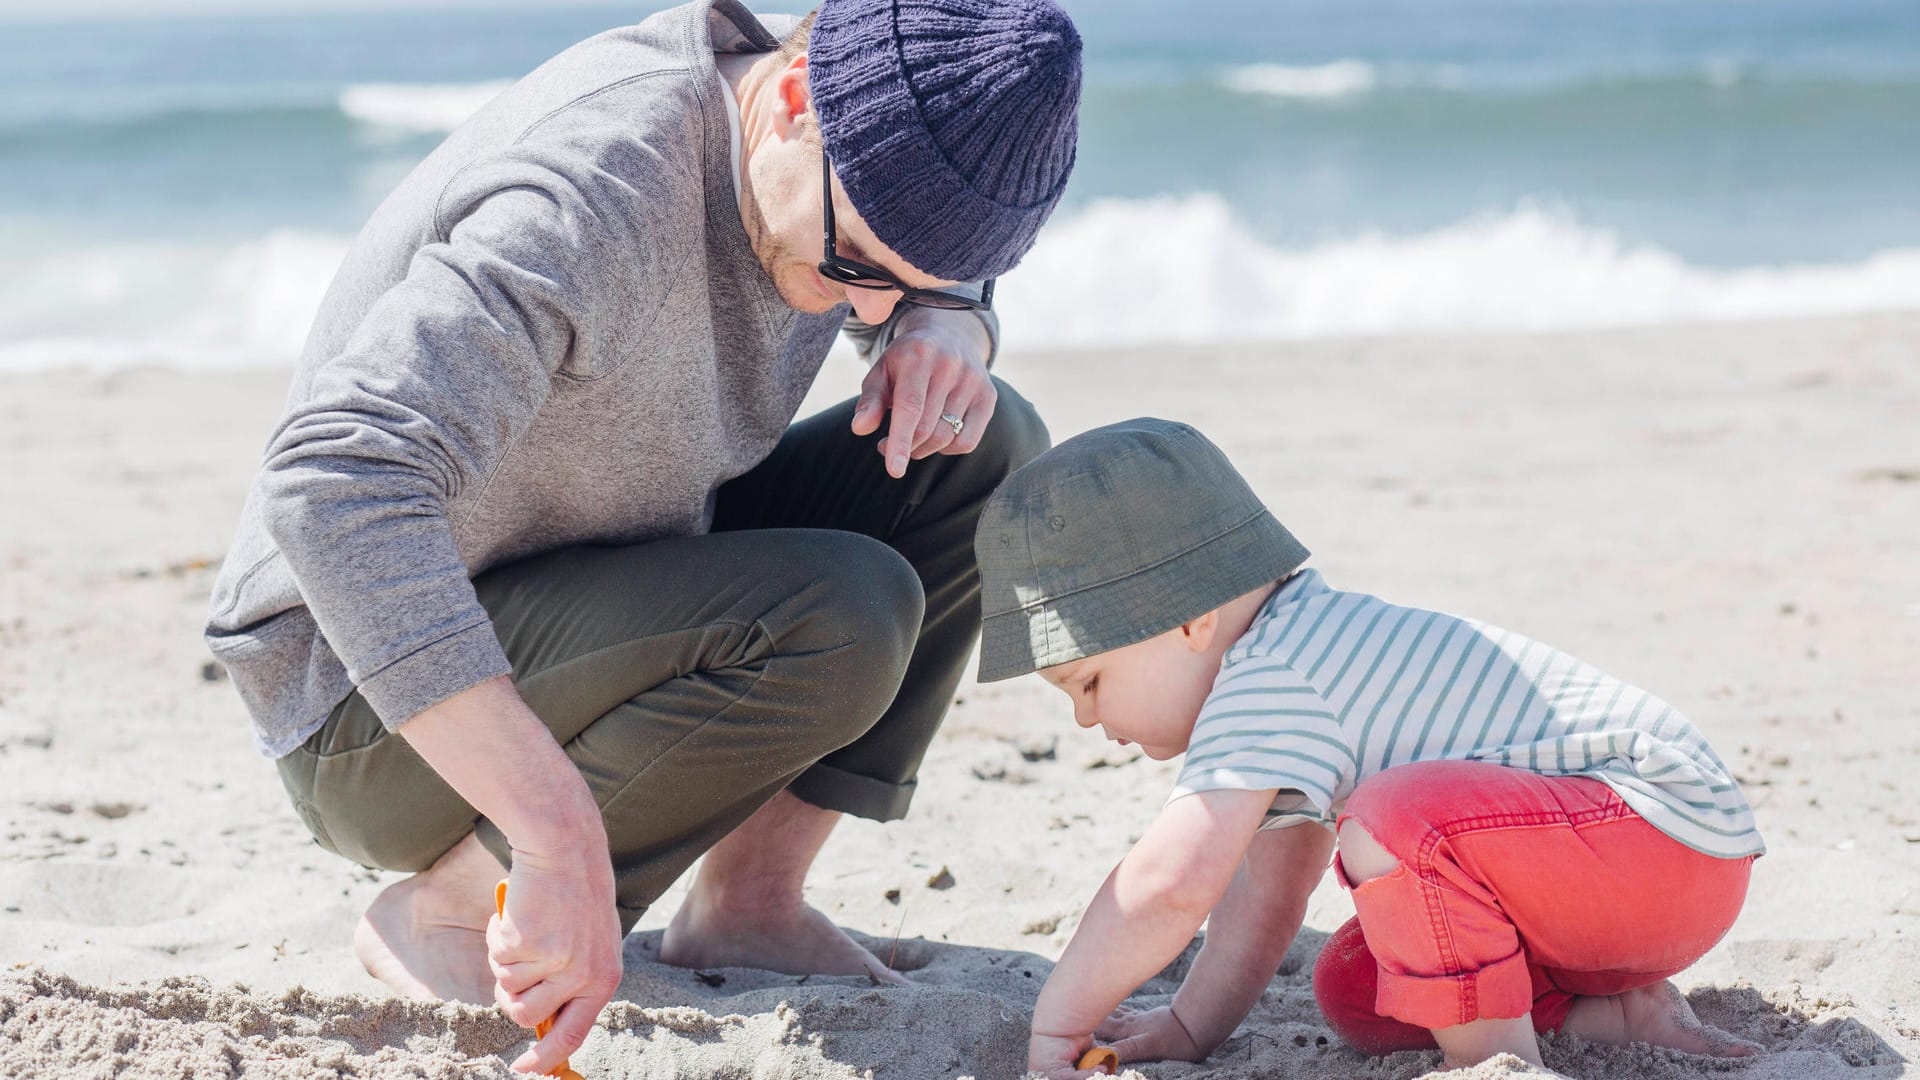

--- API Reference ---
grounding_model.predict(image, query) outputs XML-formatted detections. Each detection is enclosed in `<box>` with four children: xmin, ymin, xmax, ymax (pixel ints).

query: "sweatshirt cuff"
<box><xmin>354</xmin><ymin>620</ymin><xmax>514</xmax><ymax>730</ymax></box>
<box><xmin>875</xmin><ymin>301</ymin><xmax>1000</xmax><ymax>370</ymax></box>
<box><xmin>971</xmin><ymin>307</ymin><xmax>1001</xmax><ymax>369</ymax></box>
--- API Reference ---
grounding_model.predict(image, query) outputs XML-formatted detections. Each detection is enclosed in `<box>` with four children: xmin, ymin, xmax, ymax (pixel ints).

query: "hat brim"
<box><xmin>976</xmin><ymin>510</ymin><xmax>1308</xmax><ymax>683</ymax></box>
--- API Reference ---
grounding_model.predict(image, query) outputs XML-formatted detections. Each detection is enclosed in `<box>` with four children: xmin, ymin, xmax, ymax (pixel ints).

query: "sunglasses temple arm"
<box><xmin>821</xmin><ymin>153</ymin><xmax>836</xmax><ymax>250</ymax></box>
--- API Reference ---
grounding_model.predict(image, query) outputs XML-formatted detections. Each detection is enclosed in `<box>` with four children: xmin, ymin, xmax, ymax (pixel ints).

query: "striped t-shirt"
<box><xmin>1169</xmin><ymin>570</ymin><xmax>1764</xmax><ymax>859</ymax></box>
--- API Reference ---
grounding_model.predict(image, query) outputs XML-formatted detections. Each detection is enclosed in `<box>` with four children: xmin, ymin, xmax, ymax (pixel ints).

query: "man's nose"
<box><xmin>1073</xmin><ymin>703</ymin><xmax>1097</xmax><ymax>730</ymax></box>
<box><xmin>847</xmin><ymin>286</ymin><xmax>901</xmax><ymax>325</ymax></box>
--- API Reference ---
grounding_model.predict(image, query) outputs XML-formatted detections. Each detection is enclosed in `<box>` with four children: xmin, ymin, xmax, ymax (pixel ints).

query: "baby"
<box><xmin>973</xmin><ymin>418</ymin><xmax>1765</xmax><ymax>1077</ymax></box>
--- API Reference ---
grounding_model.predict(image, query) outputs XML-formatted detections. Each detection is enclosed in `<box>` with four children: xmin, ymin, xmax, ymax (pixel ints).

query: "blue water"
<box><xmin>3</xmin><ymin>0</ymin><xmax>1918</xmax><ymax>364</ymax></box>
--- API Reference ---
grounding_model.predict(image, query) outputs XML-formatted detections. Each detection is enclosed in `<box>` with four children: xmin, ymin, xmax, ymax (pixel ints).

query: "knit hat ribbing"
<box><xmin>809</xmin><ymin>0</ymin><xmax>1082</xmax><ymax>282</ymax></box>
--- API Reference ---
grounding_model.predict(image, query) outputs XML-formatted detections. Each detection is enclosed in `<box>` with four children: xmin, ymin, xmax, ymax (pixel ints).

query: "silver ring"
<box><xmin>940</xmin><ymin>412</ymin><xmax>965</xmax><ymax>436</ymax></box>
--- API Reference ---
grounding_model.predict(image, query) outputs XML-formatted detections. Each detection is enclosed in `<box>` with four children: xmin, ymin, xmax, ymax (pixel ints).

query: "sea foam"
<box><xmin>0</xmin><ymin>230</ymin><xmax>347</xmax><ymax>372</ymax></box>
<box><xmin>4</xmin><ymin>198</ymin><xmax>1918</xmax><ymax>372</ymax></box>
<box><xmin>1219</xmin><ymin>61</ymin><xmax>1381</xmax><ymax>100</ymax></box>
<box><xmin>997</xmin><ymin>195</ymin><xmax>1920</xmax><ymax>349</ymax></box>
<box><xmin>337</xmin><ymin>81</ymin><xmax>513</xmax><ymax>134</ymax></box>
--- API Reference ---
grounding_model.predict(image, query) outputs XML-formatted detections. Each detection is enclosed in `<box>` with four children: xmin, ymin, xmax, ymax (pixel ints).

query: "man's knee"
<box><xmin>776</xmin><ymin>531</ymin><xmax>924</xmax><ymax>733</ymax></box>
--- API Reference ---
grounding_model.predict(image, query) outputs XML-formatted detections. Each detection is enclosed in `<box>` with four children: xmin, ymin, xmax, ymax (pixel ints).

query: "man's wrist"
<box><xmin>505</xmin><ymin>786</ymin><xmax>606</xmax><ymax>857</ymax></box>
<box><xmin>890</xmin><ymin>305</ymin><xmax>994</xmax><ymax>369</ymax></box>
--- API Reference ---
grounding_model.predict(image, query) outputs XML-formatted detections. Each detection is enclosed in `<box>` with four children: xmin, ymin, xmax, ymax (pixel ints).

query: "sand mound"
<box><xmin>0</xmin><ymin>968</ymin><xmax>524</xmax><ymax>1079</ymax></box>
<box><xmin>6</xmin><ymin>949</ymin><xmax>1912</xmax><ymax>1080</ymax></box>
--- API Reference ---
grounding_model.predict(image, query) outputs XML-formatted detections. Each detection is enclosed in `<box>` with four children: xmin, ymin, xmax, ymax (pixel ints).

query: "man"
<box><xmin>203</xmin><ymin>0</ymin><xmax>1080</xmax><ymax>1071</ymax></box>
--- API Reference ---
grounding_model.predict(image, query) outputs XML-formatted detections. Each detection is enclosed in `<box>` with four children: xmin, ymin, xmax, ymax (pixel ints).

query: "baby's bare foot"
<box><xmin>1566</xmin><ymin>980</ymin><xmax>1761</xmax><ymax>1057</ymax></box>
<box><xmin>1620</xmin><ymin>982</ymin><xmax>1761</xmax><ymax>1056</ymax></box>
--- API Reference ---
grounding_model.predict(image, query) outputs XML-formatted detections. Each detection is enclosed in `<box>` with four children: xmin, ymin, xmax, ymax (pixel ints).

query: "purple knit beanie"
<box><xmin>808</xmin><ymin>0</ymin><xmax>1083</xmax><ymax>282</ymax></box>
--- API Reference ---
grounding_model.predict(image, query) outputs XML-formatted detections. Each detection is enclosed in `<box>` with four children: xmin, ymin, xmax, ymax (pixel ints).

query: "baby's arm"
<box><xmin>1027</xmin><ymin>788</ymin><xmax>1274</xmax><ymax>1076</ymax></box>
<box><xmin>1138</xmin><ymin>820</ymin><xmax>1334</xmax><ymax>1056</ymax></box>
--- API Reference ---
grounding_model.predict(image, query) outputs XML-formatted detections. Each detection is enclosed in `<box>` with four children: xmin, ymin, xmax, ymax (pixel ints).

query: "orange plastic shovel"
<box><xmin>494</xmin><ymin>880</ymin><xmax>586</xmax><ymax>1080</ymax></box>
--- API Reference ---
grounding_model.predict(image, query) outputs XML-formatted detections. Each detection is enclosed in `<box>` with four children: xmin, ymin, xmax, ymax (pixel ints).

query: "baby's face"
<box><xmin>1037</xmin><ymin>627</ymin><xmax>1221</xmax><ymax>760</ymax></box>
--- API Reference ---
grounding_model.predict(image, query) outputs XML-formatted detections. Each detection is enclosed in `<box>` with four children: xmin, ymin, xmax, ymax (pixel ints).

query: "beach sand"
<box><xmin>2</xmin><ymin>312</ymin><xmax>1916</xmax><ymax>1078</ymax></box>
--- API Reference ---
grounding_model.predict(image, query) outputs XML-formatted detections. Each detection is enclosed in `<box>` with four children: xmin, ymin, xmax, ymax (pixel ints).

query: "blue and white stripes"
<box><xmin>1169</xmin><ymin>570</ymin><xmax>1764</xmax><ymax>859</ymax></box>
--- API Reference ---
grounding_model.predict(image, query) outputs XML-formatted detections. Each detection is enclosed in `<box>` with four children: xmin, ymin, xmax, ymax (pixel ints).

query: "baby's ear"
<box><xmin>1182</xmin><ymin>608</ymin><xmax>1220</xmax><ymax>651</ymax></box>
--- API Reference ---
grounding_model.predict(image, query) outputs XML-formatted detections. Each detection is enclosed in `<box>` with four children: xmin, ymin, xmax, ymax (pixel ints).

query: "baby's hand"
<box><xmin>1096</xmin><ymin>1004</ymin><xmax>1206</xmax><ymax>1064</ymax></box>
<box><xmin>1026</xmin><ymin>1031</ymin><xmax>1102</xmax><ymax>1079</ymax></box>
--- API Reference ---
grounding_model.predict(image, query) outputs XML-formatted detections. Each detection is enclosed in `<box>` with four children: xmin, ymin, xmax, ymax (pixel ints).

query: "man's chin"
<box><xmin>774</xmin><ymin>267</ymin><xmax>846</xmax><ymax>315</ymax></box>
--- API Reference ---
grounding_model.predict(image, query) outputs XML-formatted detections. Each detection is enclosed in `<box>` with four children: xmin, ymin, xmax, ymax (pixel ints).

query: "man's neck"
<box><xmin>717</xmin><ymin>52</ymin><xmax>776</xmax><ymax>153</ymax></box>
<box><xmin>716</xmin><ymin>51</ymin><xmax>776</xmax><ymax>233</ymax></box>
<box><xmin>716</xmin><ymin>50</ymin><xmax>760</xmax><ymax>104</ymax></box>
<box><xmin>718</xmin><ymin>51</ymin><xmax>783</xmax><ymax>210</ymax></box>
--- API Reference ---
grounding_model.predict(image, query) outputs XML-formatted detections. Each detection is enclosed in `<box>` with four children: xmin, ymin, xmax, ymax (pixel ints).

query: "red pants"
<box><xmin>1312</xmin><ymin>761</ymin><xmax>1753</xmax><ymax>1054</ymax></box>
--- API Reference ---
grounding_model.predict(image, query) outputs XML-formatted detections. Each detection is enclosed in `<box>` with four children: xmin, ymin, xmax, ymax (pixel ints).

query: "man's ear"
<box><xmin>1182</xmin><ymin>609</ymin><xmax>1220</xmax><ymax>652</ymax></box>
<box><xmin>771</xmin><ymin>54</ymin><xmax>815</xmax><ymax>138</ymax></box>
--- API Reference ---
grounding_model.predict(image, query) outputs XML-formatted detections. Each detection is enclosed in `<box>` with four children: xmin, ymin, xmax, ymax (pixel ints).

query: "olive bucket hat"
<box><xmin>974</xmin><ymin>418</ymin><xmax>1310</xmax><ymax>682</ymax></box>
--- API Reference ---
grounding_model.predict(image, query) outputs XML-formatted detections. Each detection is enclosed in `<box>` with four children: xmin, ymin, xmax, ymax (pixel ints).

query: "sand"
<box><xmin>2</xmin><ymin>311</ymin><xmax>1917</xmax><ymax>1078</ymax></box>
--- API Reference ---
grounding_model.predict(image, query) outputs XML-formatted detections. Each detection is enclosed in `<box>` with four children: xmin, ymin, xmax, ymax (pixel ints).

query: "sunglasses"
<box><xmin>819</xmin><ymin>152</ymin><xmax>995</xmax><ymax>312</ymax></box>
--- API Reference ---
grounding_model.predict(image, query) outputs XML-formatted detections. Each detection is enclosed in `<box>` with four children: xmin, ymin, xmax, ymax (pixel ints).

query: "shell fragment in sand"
<box><xmin>1077</xmin><ymin>1045</ymin><xmax>1119</xmax><ymax>1074</ymax></box>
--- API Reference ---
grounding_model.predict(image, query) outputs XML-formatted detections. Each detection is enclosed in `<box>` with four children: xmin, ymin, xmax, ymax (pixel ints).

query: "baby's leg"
<box><xmin>1314</xmin><ymin>915</ymin><xmax>1548</xmax><ymax>1066</ymax></box>
<box><xmin>1315</xmin><ymin>915</ymin><xmax>1759</xmax><ymax>1068</ymax></box>
<box><xmin>1330</xmin><ymin>820</ymin><xmax>1545</xmax><ymax>1069</ymax></box>
<box><xmin>1317</xmin><ymin>761</ymin><xmax>1754</xmax><ymax>1069</ymax></box>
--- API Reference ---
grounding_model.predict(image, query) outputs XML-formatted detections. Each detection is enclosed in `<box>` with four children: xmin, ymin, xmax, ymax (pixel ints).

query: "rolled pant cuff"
<box><xmin>788</xmin><ymin>762</ymin><xmax>916</xmax><ymax>822</ymax></box>
<box><xmin>1375</xmin><ymin>946</ymin><xmax>1534</xmax><ymax>1030</ymax></box>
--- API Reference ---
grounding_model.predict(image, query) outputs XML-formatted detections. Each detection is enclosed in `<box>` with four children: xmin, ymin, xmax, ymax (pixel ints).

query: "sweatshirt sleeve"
<box><xmin>841</xmin><ymin>297</ymin><xmax>1001</xmax><ymax>368</ymax></box>
<box><xmin>256</xmin><ymin>179</ymin><xmax>644</xmax><ymax>729</ymax></box>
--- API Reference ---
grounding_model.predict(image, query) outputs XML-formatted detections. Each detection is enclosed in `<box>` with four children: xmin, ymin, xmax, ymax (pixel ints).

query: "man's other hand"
<box><xmin>851</xmin><ymin>308</ymin><xmax>995</xmax><ymax>478</ymax></box>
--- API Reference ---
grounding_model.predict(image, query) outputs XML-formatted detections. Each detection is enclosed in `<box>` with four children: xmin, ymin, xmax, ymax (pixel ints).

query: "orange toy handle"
<box><xmin>494</xmin><ymin>880</ymin><xmax>584</xmax><ymax>1080</ymax></box>
<box><xmin>1077</xmin><ymin>1045</ymin><xmax>1119</xmax><ymax>1074</ymax></box>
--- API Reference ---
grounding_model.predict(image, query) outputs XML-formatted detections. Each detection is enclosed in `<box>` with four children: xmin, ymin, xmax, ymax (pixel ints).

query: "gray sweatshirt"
<box><xmin>205</xmin><ymin>0</ymin><xmax>996</xmax><ymax>757</ymax></box>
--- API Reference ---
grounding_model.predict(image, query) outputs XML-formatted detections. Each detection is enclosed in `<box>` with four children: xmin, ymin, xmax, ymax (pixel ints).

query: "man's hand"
<box><xmin>394</xmin><ymin>677</ymin><xmax>623</xmax><ymax>1074</ymax></box>
<box><xmin>490</xmin><ymin>847</ymin><xmax>622</xmax><ymax>1074</ymax></box>
<box><xmin>1095</xmin><ymin>1004</ymin><xmax>1206</xmax><ymax>1064</ymax></box>
<box><xmin>851</xmin><ymin>308</ymin><xmax>995</xmax><ymax>478</ymax></box>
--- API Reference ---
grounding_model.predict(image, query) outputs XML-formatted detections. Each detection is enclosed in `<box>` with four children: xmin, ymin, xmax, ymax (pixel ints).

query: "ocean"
<box><xmin>2</xmin><ymin>0</ymin><xmax>1918</xmax><ymax>369</ymax></box>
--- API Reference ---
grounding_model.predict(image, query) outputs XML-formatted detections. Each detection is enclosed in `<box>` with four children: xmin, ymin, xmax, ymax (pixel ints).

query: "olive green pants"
<box><xmin>275</xmin><ymin>384</ymin><xmax>1048</xmax><ymax>930</ymax></box>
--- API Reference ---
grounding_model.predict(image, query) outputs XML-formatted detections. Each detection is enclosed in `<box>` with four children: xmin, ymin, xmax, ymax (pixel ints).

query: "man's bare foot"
<box><xmin>353</xmin><ymin>832</ymin><xmax>501</xmax><ymax>1003</ymax></box>
<box><xmin>659</xmin><ymin>889</ymin><xmax>911</xmax><ymax>986</ymax></box>
<box><xmin>658</xmin><ymin>790</ymin><xmax>909</xmax><ymax>985</ymax></box>
<box><xmin>1565</xmin><ymin>980</ymin><xmax>1762</xmax><ymax>1057</ymax></box>
<box><xmin>653</xmin><ymin>790</ymin><xmax>909</xmax><ymax>985</ymax></box>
